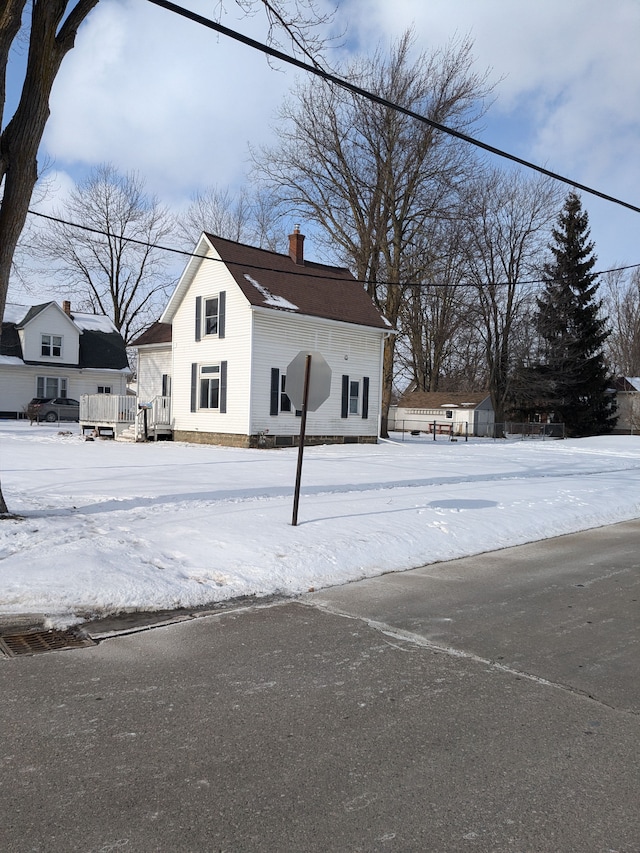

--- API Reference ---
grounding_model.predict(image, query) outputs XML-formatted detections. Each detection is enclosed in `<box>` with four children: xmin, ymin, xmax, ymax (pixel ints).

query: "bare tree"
<box><xmin>33</xmin><ymin>164</ymin><xmax>174</xmax><ymax>344</ymax></box>
<box><xmin>0</xmin><ymin>0</ymin><xmax>329</xmax><ymax>515</ymax></box>
<box><xmin>603</xmin><ymin>267</ymin><xmax>640</xmax><ymax>377</ymax></box>
<box><xmin>396</xmin><ymin>219</ymin><xmax>480</xmax><ymax>392</ymax></box>
<box><xmin>254</xmin><ymin>30</ymin><xmax>492</xmax><ymax>434</ymax></box>
<box><xmin>175</xmin><ymin>184</ymin><xmax>286</xmax><ymax>251</ymax></box>
<box><xmin>462</xmin><ymin>169</ymin><xmax>561</xmax><ymax>426</ymax></box>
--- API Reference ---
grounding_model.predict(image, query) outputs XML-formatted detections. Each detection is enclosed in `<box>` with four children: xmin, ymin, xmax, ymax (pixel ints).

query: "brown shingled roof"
<box><xmin>398</xmin><ymin>391</ymin><xmax>490</xmax><ymax>409</ymax></box>
<box><xmin>205</xmin><ymin>233</ymin><xmax>390</xmax><ymax>331</ymax></box>
<box><xmin>130</xmin><ymin>321</ymin><xmax>172</xmax><ymax>347</ymax></box>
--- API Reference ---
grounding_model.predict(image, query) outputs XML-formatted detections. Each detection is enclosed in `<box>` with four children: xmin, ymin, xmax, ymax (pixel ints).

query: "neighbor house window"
<box><xmin>97</xmin><ymin>386</ymin><xmax>112</xmax><ymax>394</ymax></box>
<box><xmin>37</xmin><ymin>376</ymin><xmax>67</xmax><ymax>398</ymax></box>
<box><xmin>41</xmin><ymin>334</ymin><xmax>62</xmax><ymax>358</ymax></box>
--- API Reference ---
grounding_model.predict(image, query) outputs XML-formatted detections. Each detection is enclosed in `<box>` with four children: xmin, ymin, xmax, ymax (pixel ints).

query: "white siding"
<box><xmin>137</xmin><ymin>346</ymin><xmax>172</xmax><ymax>402</ymax></box>
<box><xmin>19</xmin><ymin>305</ymin><xmax>80</xmax><ymax>365</ymax></box>
<box><xmin>0</xmin><ymin>364</ymin><xmax>128</xmax><ymax>416</ymax></box>
<box><xmin>170</xmin><ymin>254</ymin><xmax>253</xmax><ymax>435</ymax></box>
<box><xmin>250</xmin><ymin>311</ymin><xmax>384</xmax><ymax>437</ymax></box>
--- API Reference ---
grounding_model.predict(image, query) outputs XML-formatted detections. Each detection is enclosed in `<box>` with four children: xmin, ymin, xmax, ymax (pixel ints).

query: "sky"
<box><xmin>1</xmin><ymin>421</ymin><xmax>640</xmax><ymax>630</ymax></box>
<box><xmin>7</xmin><ymin>0</ymin><xmax>640</xmax><ymax>301</ymax></box>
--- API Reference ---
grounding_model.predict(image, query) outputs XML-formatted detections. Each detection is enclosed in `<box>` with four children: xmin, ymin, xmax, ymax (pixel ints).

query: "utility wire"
<box><xmin>29</xmin><ymin>3</ymin><xmax>638</xmax><ymax>291</ymax></box>
<box><xmin>146</xmin><ymin>0</ymin><xmax>640</xmax><ymax>216</ymax></box>
<box><xmin>27</xmin><ymin>208</ymin><xmax>640</xmax><ymax>287</ymax></box>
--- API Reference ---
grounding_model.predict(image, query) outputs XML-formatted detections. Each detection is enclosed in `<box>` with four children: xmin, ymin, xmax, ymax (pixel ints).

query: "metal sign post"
<box><xmin>291</xmin><ymin>354</ymin><xmax>312</xmax><ymax>526</ymax></box>
<box><xmin>286</xmin><ymin>350</ymin><xmax>332</xmax><ymax>526</ymax></box>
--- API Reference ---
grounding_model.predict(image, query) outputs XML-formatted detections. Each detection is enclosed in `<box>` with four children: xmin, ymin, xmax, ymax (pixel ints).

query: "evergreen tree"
<box><xmin>533</xmin><ymin>192</ymin><xmax>616</xmax><ymax>436</ymax></box>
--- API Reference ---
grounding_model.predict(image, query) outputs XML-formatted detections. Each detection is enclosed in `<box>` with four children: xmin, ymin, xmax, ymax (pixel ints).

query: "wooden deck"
<box><xmin>79</xmin><ymin>395</ymin><xmax>172</xmax><ymax>441</ymax></box>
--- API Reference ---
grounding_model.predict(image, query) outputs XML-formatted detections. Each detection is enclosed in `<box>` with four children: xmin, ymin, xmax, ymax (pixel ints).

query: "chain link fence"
<box><xmin>392</xmin><ymin>420</ymin><xmax>565</xmax><ymax>440</ymax></box>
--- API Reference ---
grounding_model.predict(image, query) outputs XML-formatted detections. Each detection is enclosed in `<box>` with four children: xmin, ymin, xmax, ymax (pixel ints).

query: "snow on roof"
<box><xmin>4</xmin><ymin>303</ymin><xmax>117</xmax><ymax>334</ymax></box>
<box><xmin>0</xmin><ymin>355</ymin><xmax>24</xmax><ymax>365</ymax></box>
<box><xmin>72</xmin><ymin>313</ymin><xmax>119</xmax><ymax>333</ymax></box>
<box><xmin>244</xmin><ymin>274</ymin><xmax>299</xmax><ymax>311</ymax></box>
<box><xmin>2</xmin><ymin>304</ymin><xmax>29</xmax><ymax>324</ymax></box>
<box><xmin>625</xmin><ymin>377</ymin><xmax>640</xmax><ymax>392</ymax></box>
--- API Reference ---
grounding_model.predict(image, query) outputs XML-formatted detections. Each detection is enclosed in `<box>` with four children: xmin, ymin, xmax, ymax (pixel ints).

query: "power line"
<box><xmin>27</xmin><ymin>208</ymin><xmax>640</xmax><ymax>287</ymax></box>
<box><xmin>146</xmin><ymin>0</ymin><xmax>640</xmax><ymax>216</ymax></box>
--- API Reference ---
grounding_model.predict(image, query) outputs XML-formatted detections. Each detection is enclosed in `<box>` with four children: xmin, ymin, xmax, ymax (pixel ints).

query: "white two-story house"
<box><xmin>0</xmin><ymin>300</ymin><xmax>130</xmax><ymax>418</ymax></box>
<box><xmin>133</xmin><ymin>228</ymin><xmax>392</xmax><ymax>447</ymax></box>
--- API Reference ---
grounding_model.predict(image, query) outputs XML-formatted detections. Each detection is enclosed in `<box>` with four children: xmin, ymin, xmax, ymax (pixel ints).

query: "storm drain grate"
<box><xmin>0</xmin><ymin>629</ymin><xmax>97</xmax><ymax>658</ymax></box>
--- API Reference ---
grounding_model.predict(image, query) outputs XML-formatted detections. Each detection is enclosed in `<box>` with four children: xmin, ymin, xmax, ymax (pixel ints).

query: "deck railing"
<box><xmin>80</xmin><ymin>394</ymin><xmax>138</xmax><ymax>423</ymax></box>
<box><xmin>80</xmin><ymin>395</ymin><xmax>171</xmax><ymax>427</ymax></box>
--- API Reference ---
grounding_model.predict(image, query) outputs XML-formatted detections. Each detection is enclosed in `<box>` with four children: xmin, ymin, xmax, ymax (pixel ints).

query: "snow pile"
<box><xmin>1</xmin><ymin>421</ymin><xmax>639</xmax><ymax>626</ymax></box>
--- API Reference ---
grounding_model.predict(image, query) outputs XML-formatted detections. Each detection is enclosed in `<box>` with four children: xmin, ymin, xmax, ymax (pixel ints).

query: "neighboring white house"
<box><xmin>390</xmin><ymin>391</ymin><xmax>495</xmax><ymax>437</ymax></box>
<box><xmin>0</xmin><ymin>300</ymin><xmax>130</xmax><ymax>418</ymax></box>
<box><xmin>612</xmin><ymin>377</ymin><xmax>640</xmax><ymax>434</ymax></box>
<box><xmin>132</xmin><ymin>228</ymin><xmax>391</xmax><ymax>447</ymax></box>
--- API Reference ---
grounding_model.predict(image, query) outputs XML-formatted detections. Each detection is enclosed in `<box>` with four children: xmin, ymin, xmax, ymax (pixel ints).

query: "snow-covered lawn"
<box><xmin>1</xmin><ymin>420</ymin><xmax>639</xmax><ymax>627</ymax></box>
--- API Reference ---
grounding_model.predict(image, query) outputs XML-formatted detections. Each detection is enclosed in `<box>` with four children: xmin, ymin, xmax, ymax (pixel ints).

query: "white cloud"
<box><xmin>34</xmin><ymin>0</ymin><xmax>640</xmax><ymax>269</ymax></box>
<box><xmin>45</xmin><ymin>0</ymin><xmax>296</xmax><ymax>199</ymax></box>
<box><xmin>339</xmin><ymin>0</ymin><xmax>640</xmax><ymax>265</ymax></box>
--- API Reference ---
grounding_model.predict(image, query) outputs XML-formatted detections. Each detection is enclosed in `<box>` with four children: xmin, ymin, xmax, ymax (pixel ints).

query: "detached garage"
<box><xmin>389</xmin><ymin>391</ymin><xmax>495</xmax><ymax>437</ymax></box>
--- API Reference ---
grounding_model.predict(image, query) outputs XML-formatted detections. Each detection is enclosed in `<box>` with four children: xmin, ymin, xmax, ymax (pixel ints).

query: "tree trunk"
<box><xmin>0</xmin><ymin>0</ymin><xmax>99</xmax><ymax>516</ymax></box>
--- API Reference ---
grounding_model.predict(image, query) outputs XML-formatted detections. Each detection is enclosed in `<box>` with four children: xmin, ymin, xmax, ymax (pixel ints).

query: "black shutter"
<box><xmin>218</xmin><ymin>290</ymin><xmax>226</xmax><ymax>339</ymax></box>
<box><xmin>190</xmin><ymin>363</ymin><xmax>198</xmax><ymax>412</ymax></box>
<box><xmin>362</xmin><ymin>376</ymin><xmax>369</xmax><ymax>419</ymax></box>
<box><xmin>341</xmin><ymin>374</ymin><xmax>349</xmax><ymax>419</ymax></box>
<box><xmin>220</xmin><ymin>361</ymin><xmax>227</xmax><ymax>413</ymax></box>
<box><xmin>195</xmin><ymin>296</ymin><xmax>202</xmax><ymax>341</ymax></box>
<box><xmin>270</xmin><ymin>368</ymin><xmax>280</xmax><ymax>415</ymax></box>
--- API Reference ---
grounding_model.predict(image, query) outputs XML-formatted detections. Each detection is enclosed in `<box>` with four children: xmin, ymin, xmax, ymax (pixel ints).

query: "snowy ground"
<box><xmin>1</xmin><ymin>420</ymin><xmax>639</xmax><ymax>628</ymax></box>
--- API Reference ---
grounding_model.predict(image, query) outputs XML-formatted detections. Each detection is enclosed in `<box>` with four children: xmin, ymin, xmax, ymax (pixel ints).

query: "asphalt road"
<box><xmin>1</xmin><ymin>520</ymin><xmax>639</xmax><ymax>853</ymax></box>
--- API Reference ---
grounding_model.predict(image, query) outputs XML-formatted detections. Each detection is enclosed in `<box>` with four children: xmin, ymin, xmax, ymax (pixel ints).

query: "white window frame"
<box><xmin>203</xmin><ymin>296</ymin><xmax>219</xmax><ymax>337</ymax></box>
<box><xmin>36</xmin><ymin>376</ymin><xmax>68</xmax><ymax>398</ymax></box>
<box><xmin>280</xmin><ymin>374</ymin><xmax>292</xmax><ymax>413</ymax></box>
<box><xmin>199</xmin><ymin>364</ymin><xmax>221</xmax><ymax>410</ymax></box>
<box><xmin>97</xmin><ymin>385</ymin><xmax>112</xmax><ymax>394</ymax></box>
<box><xmin>41</xmin><ymin>334</ymin><xmax>62</xmax><ymax>358</ymax></box>
<box><xmin>349</xmin><ymin>379</ymin><xmax>360</xmax><ymax>415</ymax></box>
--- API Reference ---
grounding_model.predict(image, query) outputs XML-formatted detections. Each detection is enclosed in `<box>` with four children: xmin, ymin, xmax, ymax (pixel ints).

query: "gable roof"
<box><xmin>397</xmin><ymin>391</ymin><xmax>491</xmax><ymax>410</ymax></box>
<box><xmin>161</xmin><ymin>232</ymin><xmax>391</xmax><ymax>331</ymax></box>
<box><xmin>1</xmin><ymin>302</ymin><xmax>129</xmax><ymax>370</ymax></box>
<box><xmin>613</xmin><ymin>377</ymin><xmax>640</xmax><ymax>392</ymax></box>
<box><xmin>130</xmin><ymin>321</ymin><xmax>172</xmax><ymax>347</ymax></box>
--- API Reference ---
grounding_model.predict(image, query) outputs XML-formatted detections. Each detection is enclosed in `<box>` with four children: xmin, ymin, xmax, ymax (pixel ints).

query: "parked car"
<box><xmin>27</xmin><ymin>397</ymin><xmax>80</xmax><ymax>422</ymax></box>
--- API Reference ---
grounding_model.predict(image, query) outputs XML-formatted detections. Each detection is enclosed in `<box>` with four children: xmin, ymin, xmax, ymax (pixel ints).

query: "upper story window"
<box><xmin>41</xmin><ymin>334</ymin><xmax>62</xmax><ymax>358</ymax></box>
<box><xmin>204</xmin><ymin>297</ymin><xmax>219</xmax><ymax>336</ymax></box>
<box><xmin>195</xmin><ymin>292</ymin><xmax>226</xmax><ymax>341</ymax></box>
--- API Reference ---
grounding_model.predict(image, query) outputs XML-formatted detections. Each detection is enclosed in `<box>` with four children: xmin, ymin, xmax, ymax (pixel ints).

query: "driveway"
<box><xmin>1</xmin><ymin>521</ymin><xmax>638</xmax><ymax>852</ymax></box>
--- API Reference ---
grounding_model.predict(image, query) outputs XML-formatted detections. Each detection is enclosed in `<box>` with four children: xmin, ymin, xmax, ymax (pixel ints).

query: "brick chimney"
<box><xmin>288</xmin><ymin>224</ymin><xmax>305</xmax><ymax>265</ymax></box>
<box><xmin>62</xmin><ymin>300</ymin><xmax>71</xmax><ymax>316</ymax></box>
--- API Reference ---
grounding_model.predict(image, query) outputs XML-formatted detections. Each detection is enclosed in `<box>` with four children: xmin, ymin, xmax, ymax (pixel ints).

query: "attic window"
<box><xmin>204</xmin><ymin>297</ymin><xmax>219</xmax><ymax>336</ymax></box>
<box><xmin>41</xmin><ymin>334</ymin><xmax>62</xmax><ymax>358</ymax></box>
